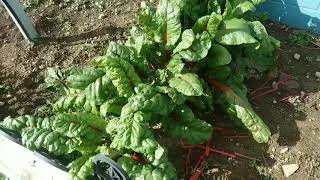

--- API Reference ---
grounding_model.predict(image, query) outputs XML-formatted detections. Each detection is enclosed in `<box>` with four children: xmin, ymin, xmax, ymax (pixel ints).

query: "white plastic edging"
<box><xmin>0</xmin><ymin>134</ymin><xmax>69</xmax><ymax>180</ymax></box>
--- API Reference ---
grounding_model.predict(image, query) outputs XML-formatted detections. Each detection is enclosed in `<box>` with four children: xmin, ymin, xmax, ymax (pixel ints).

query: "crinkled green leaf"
<box><xmin>121</xmin><ymin>84</ymin><xmax>176</xmax><ymax>117</ymax></box>
<box><xmin>169</xmin><ymin>73</ymin><xmax>203</xmax><ymax>96</ymax></box>
<box><xmin>155</xmin><ymin>86</ymin><xmax>187</xmax><ymax>105</ymax></box>
<box><xmin>231</xmin><ymin>0</ymin><xmax>256</xmax><ymax>17</ymax></box>
<box><xmin>192</xmin><ymin>15</ymin><xmax>210</xmax><ymax>34</ymax></box>
<box><xmin>68</xmin><ymin>155</ymin><xmax>94</xmax><ymax>180</ymax></box>
<box><xmin>164</xmin><ymin>105</ymin><xmax>212</xmax><ymax>144</ymax></box>
<box><xmin>103</xmin><ymin>57</ymin><xmax>141</xmax><ymax>98</ymax></box>
<box><xmin>207</xmin><ymin>13</ymin><xmax>223</xmax><ymax>39</ymax></box>
<box><xmin>118</xmin><ymin>156</ymin><xmax>177</xmax><ymax>180</ymax></box>
<box><xmin>243</xmin><ymin>21</ymin><xmax>280</xmax><ymax>72</ymax></box>
<box><xmin>21</xmin><ymin>128</ymin><xmax>81</xmax><ymax>155</ymax></box>
<box><xmin>173</xmin><ymin>29</ymin><xmax>195</xmax><ymax>54</ymax></box>
<box><xmin>166</xmin><ymin>54</ymin><xmax>185</xmax><ymax>74</ymax></box>
<box><xmin>66</xmin><ymin>68</ymin><xmax>105</xmax><ymax>90</ymax></box>
<box><xmin>208</xmin><ymin>65</ymin><xmax>232</xmax><ymax>81</ymax></box>
<box><xmin>100</xmin><ymin>97</ymin><xmax>127</xmax><ymax>116</ymax></box>
<box><xmin>179</xmin><ymin>31</ymin><xmax>212</xmax><ymax>61</ymax></box>
<box><xmin>52</xmin><ymin>112</ymin><xmax>107</xmax><ymax>142</ymax></box>
<box><xmin>208</xmin><ymin>79</ymin><xmax>271</xmax><ymax>143</ymax></box>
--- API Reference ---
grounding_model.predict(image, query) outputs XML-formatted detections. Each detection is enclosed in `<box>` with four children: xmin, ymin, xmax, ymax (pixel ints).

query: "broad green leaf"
<box><xmin>216</xmin><ymin>18</ymin><xmax>258</xmax><ymax>45</ymax></box>
<box><xmin>21</xmin><ymin>128</ymin><xmax>81</xmax><ymax>155</ymax></box>
<box><xmin>192</xmin><ymin>15</ymin><xmax>210</xmax><ymax>34</ymax></box>
<box><xmin>104</xmin><ymin>57</ymin><xmax>141</xmax><ymax>98</ymax></box>
<box><xmin>118</xmin><ymin>156</ymin><xmax>177</xmax><ymax>180</ymax></box>
<box><xmin>155</xmin><ymin>86</ymin><xmax>187</xmax><ymax>105</ymax></box>
<box><xmin>207</xmin><ymin>44</ymin><xmax>232</xmax><ymax>68</ymax></box>
<box><xmin>126</xmin><ymin>26</ymin><xmax>145</xmax><ymax>53</ymax></box>
<box><xmin>208</xmin><ymin>79</ymin><xmax>271</xmax><ymax>143</ymax></box>
<box><xmin>179</xmin><ymin>31</ymin><xmax>212</xmax><ymax>61</ymax></box>
<box><xmin>121</xmin><ymin>84</ymin><xmax>176</xmax><ymax>117</ymax></box>
<box><xmin>231</xmin><ymin>0</ymin><xmax>256</xmax><ymax>17</ymax></box>
<box><xmin>166</xmin><ymin>54</ymin><xmax>185</xmax><ymax>74</ymax></box>
<box><xmin>66</xmin><ymin>68</ymin><xmax>105</xmax><ymax>90</ymax></box>
<box><xmin>164</xmin><ymin>105</ymin><xmax>212</xmax><ymax>144</ymax></box>
<box><xmin>169</xmin><ymin>73</ymin><xmax>203</xmax><ymax>96</ymax></box>
<box><xmin>68</xmin><ymin>156</ymin><xmax>94</xmax><ymax>180</ymax></box>
<box><xmin>52</xmin><ymin>112</ymin><xmax>107</xmax><ymax>142</ymax></box>
<box><xmin>156</xmin><ymin>0</ymin><xmax>182</xmax><ymax>48</ymax></box>
<box><xmin>100</xmin><ymin>97</ymin><xmax>127</xmax><ymax>116</ymax></box>
<box><xmin>173</xmin><ymin>29</ymin><xmax>195</xmax><ymax>54</ymax></box>
<box><xmin>207</xmin><ymin>13</ymin><xmax>223</xmax><ymax>39</ymax></box>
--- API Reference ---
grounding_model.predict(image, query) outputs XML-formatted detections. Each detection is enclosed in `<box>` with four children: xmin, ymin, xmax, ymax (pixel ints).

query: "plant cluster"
<box><xmin>1</xmin><ymin>0</ymin><xmax>280</xmax><ymax>179</ymax></box>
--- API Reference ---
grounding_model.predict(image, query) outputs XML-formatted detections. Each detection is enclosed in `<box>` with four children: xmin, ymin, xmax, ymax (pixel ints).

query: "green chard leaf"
<box><xmin>155</xmin><ymin>0</ymin><xmax>182</xmax><ymax>48</ymax></box>
<box><xmin>207</xmin><ymin>79</ymin><xmax>271</xmax><ymax>143</ymax></box>
<box><xmin>68</xmin><ymin>155</ymin><xmax>94</xmax><ymax>180</ymax></box>
<box><xmin>192</xmin><ymin>15</ymin><xmax>211</xmax><ymax>33</ymax></box>
<box><xmin>164</xmin><ymin>105</ymin><xmax>212</xmax><ymax>144</ymax></box>
<box><xmin>216</xmin><ymin>18</ymin><xmax>258</xmax><ymax>46</ymax></box>
<box><xmin>173</xmin><ymin>29</ymin><xmax>195</xmax><ymax>54</ymax></box>
<box><xmin>118</xmin><ymin>156</ymin><xmax>177</xmax><ymax>180</ymax></box>
<box><xmin>21</xmin><ymin>128</ymin><xmax>81</xmax><ymax>155</ymax></box>
<box><xmin>100</xmin><ymin>97</ymin><xmax>127</xmax><ymax>116</ymax></box>
<box><xmin>178</xmin><ymin>31</ymin><xmax>212</xmax><ymax>61</ymax></box>
<box><xmin>169</xmin><ymin>73</ymin><xmax>203</xmax><ymax>96</ymax></box>
<box><xmin>207</xmin><ymin>43</ymin><xmax>232</xmax><ymax>68</ymax></box>
<box><xmin>65</xmin><ymin>68</ymin><xmax>106</xmax><ymax>90</ymax></box>
<box><xmin>166</xmin><ymin>54</ymin><xmax>185</xmax><ymax>74</ymax></box>
<box><xmin>207</xmin><ymin>13</ymin><xmax>223</xmax><ymax>39</ymax></box>
<box><xmin>231</xmin><ymin>0</ymin><xmax>256</xmax><ymax>17</ymax></box>
<box><xmin>103</xmin><ymin>57</ymin><xmax>141</xmax><ymax>98</ymax></box>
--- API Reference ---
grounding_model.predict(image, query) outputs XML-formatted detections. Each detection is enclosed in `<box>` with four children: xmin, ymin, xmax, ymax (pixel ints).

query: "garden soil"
<box><xmin>0</xmin><ymin>1</ymin><xmax>319</xmax><ymax>179</ymax></box>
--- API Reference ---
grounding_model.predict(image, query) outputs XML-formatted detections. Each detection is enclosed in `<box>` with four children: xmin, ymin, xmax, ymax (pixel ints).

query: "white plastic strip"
<box><xmin>0</xmin><ymin>134</ymin><xmax>68</xmax><ymax>180</ymax></box>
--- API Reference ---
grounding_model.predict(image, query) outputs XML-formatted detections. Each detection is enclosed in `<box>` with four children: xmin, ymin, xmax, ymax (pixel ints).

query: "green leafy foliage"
<box><xmin>1</xmin><ymin>0</ymin><xmax>279</xmax><ymax>179</ymax></box>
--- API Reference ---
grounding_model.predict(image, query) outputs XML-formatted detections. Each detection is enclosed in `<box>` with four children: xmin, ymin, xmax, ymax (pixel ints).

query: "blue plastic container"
<box><xmin>257</xmin><ymin>0</ymin><xmax>320</xmax><ymax>33</ymax></box>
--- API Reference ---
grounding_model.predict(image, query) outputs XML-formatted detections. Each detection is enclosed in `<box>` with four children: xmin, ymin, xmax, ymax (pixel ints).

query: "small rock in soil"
<box><xmin>0</xmin><ymin>102</ymin><xmax>5</xmax><ymax>106</ymax></box>
<box><xmin>294</xmin><ymin>53</ymin><xmax>301</xmax><ymax>60</ymax></box>
<box><xmin>280</xmin><ymin>147</ymin><xmax>289</xmax><ymax>154</ymax></box>
<box><xmin>317</xmin><ymin>56</ymin><xmax>320</xmax><ymax>62</ymax></box>
<box><xmin>17</xmin><ymin>108</ymin><xmax>26</xmax><ymax>115</ymax></box>
<box><xmin>315</xmin><ymin>72</ymin><xmax>320</xmax><ymax>78</ymax></box>
<box><xmin>282</xmin><ymin>164</ymin><xmax>299</xmax><ymax>177</ymax></box>
<box><xmin>98</xmin><ymin>13</ymin><xmax>105</xmax><ymax>19</ymax></box>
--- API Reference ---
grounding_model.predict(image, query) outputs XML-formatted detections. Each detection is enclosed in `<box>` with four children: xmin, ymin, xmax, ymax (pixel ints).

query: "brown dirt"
<box><xmin>1</xmin><ymin>1</ymin><xmax>320</xmax><ymax>180</ymax></box>
<box><xmin>0</xmin><ymin>0</ymin><xmax>141</xmax><ymax>119</ymax></box>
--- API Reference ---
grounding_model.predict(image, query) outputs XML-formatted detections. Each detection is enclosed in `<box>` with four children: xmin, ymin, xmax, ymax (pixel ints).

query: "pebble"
<box><xmin>315</xmin><ymin>72</ymin><xmax>320</xmax><ymax>78</ymax></box>
<box><xmin>282</xmin><ymin>164</ymin><xmax>299</xmax><ymax>177</ymax></box>
<box><xmin>0</xmin><ymin>102</ymin><xmax>5</xmax><ymax>106</ymax></box>
<box><xmin>98</xmin><ymin>13</ymin><xmax>105</xmax><ymax>19</ymax></box>
<box><xmin>272</xmin><ymin>147</ymin><xmax>276</xmax><ymax>152</ymax></box>
<box><xmin>316</xmin><ymin>56</ymin><xmax>320</xmax><ymax>62</ymax></box>
<box><xmin>294</xmin><ymin>53</ymin><xmax>301</xmax><ymax>60</ymax></box>
<box><xmin>273</xmin><ymin>99</ymin><xmax>277</xmax><ymax>104</ymax></box>
<box><xmin>17</xmin><ymin>108</ymin><xmax>26</xmax><ymax>115</ymax></box>
<box><xmin>280</xmin><ymin>147</ymin><xmax>289</xmax><ymax>154</ymax></box>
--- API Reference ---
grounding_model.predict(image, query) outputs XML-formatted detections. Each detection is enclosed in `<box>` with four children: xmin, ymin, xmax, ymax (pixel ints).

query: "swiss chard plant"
<box><xmin>1</xmin><ymin>0</ymin><xmax>279</xmax><ymax>179</ymax></box>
